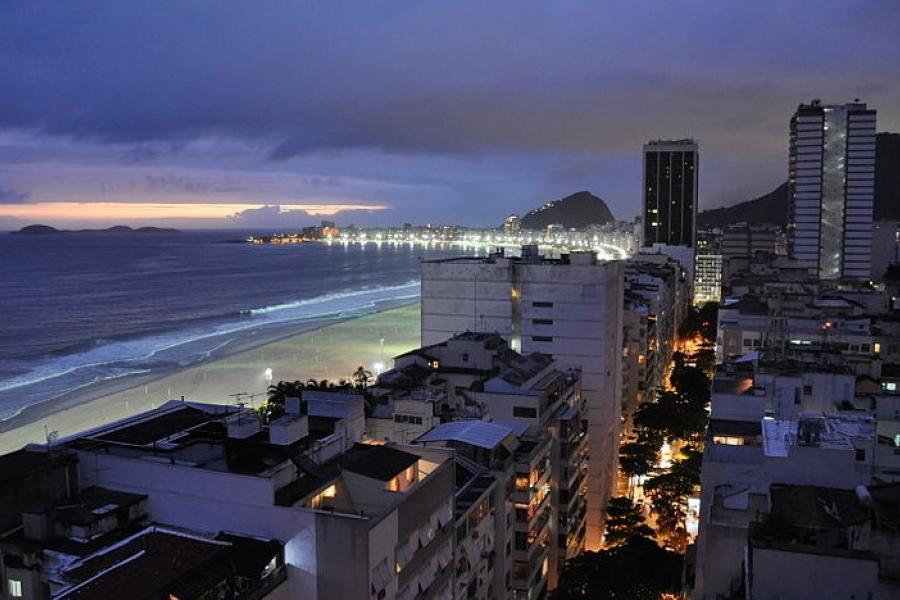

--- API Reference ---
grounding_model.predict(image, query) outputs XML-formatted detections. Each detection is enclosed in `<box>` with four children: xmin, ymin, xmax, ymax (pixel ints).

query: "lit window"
<box><xmin>8</xmin><ymin>580</ymin><xmax>22</xmax><ymax>598</ymax></box>
<box><xmin>322</xmin><ymin>484</ymin><xmax>337</xmax><ymax>498</ymax></box>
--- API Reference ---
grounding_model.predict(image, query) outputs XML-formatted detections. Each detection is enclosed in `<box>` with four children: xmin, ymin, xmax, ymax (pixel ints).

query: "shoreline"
<box><xmin>0</xmin><ymin>313</ymin><xmax>344</xmax><ymax>432</ymax></box>
<box><xmin>0</xmin><ymin>302</ymin><xmax>422</xmax><ymax>453</ymax></box>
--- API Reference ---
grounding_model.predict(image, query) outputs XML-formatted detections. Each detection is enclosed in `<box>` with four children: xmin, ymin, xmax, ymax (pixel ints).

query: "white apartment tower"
<box><xmin>420</xmin><ymin>248</ymin><xmax>624</xmax><ymax>550</ymax></box>
<box><xmin>789</xmin><ymin>100</ymin><xmax>876</xmax><ymax>280</ymax></box>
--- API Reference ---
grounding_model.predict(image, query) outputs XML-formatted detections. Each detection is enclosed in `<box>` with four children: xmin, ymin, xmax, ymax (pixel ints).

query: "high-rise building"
<box><xmin>693</xmin><ymin>253</ymin><xmax>723</xmax><ymax>305</ymax></box>
<box><xmin>642</xmin><ymin>139</ymin><xmax>699</xmax><ymax>249</ymax></box>
<box><xmin>420</xmin><ymin>249</ymin><xmax>623</xmax><ymax>550</ymax></box>
<box><xmin>789</xmin><ymin>100</ymin><xmax>876</xmax><ymax>280</ymax></box>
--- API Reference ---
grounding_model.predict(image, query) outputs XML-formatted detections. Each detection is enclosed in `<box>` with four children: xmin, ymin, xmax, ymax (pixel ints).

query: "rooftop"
<box><xmin>761</xmin><ymin>413</ymin><xmax>874</xmax><ymax>458</ymax></box>
<box><xmin>416</xmin><ymin>420</ymin><xmax>518</xmax><ymax>451</ymax></box>
<box><xmin>56</xmin><ymin>525</ymin><xmax>281</xmax><ymax>600</ymax></box>
<box><xmin>0</xmin><ymin>447</ymin><xmax>76</xmax><ymax>484</ymax></box>
<box><xmin>54</xmin><ymin>487</ymin><xmax>147</xmax><ymax>527</ymax></box>
<box><xmin>343</xmin><ymin>443</ymin><xmax>419</xmax><ymax>481</ymax></box>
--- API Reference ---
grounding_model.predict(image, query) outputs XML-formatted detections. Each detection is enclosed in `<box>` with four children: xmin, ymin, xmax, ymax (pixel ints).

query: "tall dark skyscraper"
<box><xmin>642</xmin><ymin>139</ymin><xmax>699</xmax><ymax>249</ymax></box>
<box><xmin>788</xmin><ymin>100</ymin><xmax>876</xmax><ymax>280</ymax></box>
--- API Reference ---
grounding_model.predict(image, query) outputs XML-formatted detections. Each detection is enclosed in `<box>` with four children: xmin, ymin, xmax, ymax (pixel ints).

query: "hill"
<box><xmin>519</xmin><ymin>191</ymin><xmax>614</xmax><ymax>230</ymax></box>
<box><xmin>698</xmin><ymin>182</ymin><xmax>789</xmax><ymax>229</ymax></box>
<box><xmin>10</xmin><ymin>224</ymin><xmax>61</xmax><ymax>235</ymax></box>
<box><xmin>698</xmin><ymin>132</ymin><xmax>900</xmax><ymax>228</ymax></box>
<box><xmin>11</xmin><ymin>224</ymin><xmax>180</xmax><ymax>235</ymax></box>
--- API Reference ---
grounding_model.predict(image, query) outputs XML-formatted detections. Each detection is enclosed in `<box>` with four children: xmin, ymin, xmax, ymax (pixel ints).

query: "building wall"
<box><xmin>421</xmin><ymin>256</ymin><xmax>624</xmax><ymax>550</ymax></box>
<box><xmin>789</xmin><ymin>101</ymin><xmax>876</xmax><ymax>280</ymax></box>
<box><xmin>74</xmin><ymin>451</ymin><xmax>320</xmax><ymax>599</ymax></box>
<box><xmin>749</xmin><ymin>546</ymin><xmax>878</xmax><ymax>600</ymax></box>
<box><xmin>642</xmin><ymin>140</ymin><xmax>699</xmax><ymax>249</ymax></box>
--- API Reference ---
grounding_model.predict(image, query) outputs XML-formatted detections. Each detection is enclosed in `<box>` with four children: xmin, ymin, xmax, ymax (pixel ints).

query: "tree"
<box><xmin>697</xmin><ymin>302</ymin><xmax>719</xmax><ymax>342</ymax></box>
<box><xmin>618</xmin><ymin>440</ymin><xmax>659</xmax><ymax>479</ymax></box>
<box><xmin>642</xmin><ymin>447</ymin><xmax>701</xmax><ymax>552</ymax></box>
<box><xmin>690</xmin><ymin>347</ymin><xmax>716</xmax><ymax>374</ymax></box>
<box><xmin>669</xmin><ymin>364</ymin><xmax>711</xmax><ymax>404</ymax></box>
<box><xmin>263</xmin><ymin>379</ymin><xmax>305</xmax><ymax>422</ymax></box>
<box><xmin>553</xmin><ymin>537</ymin><xmax>682</xmax><ymax>599</ymax></box>
<box><xmin>604</xmin><ymin>497</ymin><xmax>654</xmax><ymax>547</ymax></box>
<box><xmin>351</xmin><ymin>365</ymin><xmax>373</xmax><ymax>390</ymax></box>
<box><xmin>633</xmin><ymin>392</ymin><xmax>707</xmax><ymax>443</ymax></box>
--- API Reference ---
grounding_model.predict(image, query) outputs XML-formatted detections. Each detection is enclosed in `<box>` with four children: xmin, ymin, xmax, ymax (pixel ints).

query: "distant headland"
<box><xmin>10</xmin><ymin>224</ymin><xmax>180</xmax><ymax>235</ymax></box>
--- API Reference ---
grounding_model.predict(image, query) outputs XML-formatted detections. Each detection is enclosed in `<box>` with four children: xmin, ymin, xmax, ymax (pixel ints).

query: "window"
<box><xmin>461</xmin><ymin>352</ymin><xmax>469</xmax><ymax>362</ymax></box>
<box><xmin>513</xmin><ymin>406</ymin><xmax>538</xmax><ymax>419</ymax></box>
<box><xmin>532</xmin><ymin>301</ymin><xmax>553</xmax><ymax>308</ymax></box>
<box><xmin>532</xmin><ymin>336</ymin><xmax>553</xmax><ymax>343</ymax></box>
<box><xmin>9</xmin><ymin>579</ymin><xmax>22</xmax><ymax>598</ymax></box>
<box><xmin>855</xmin><ymin>448</ymin><xmax>866</xmax><ymax>462</ymax></box>
<box><xmin>532</xmin><ymin>318</ymin><xmax>553</xmax><ymax>325</ymax></box>
<box><xmin>394</xmin><ymin>414</ymin><xmax>423</xmax><ymax>425</ymax></box>
<box><xmin>803</xmin><ymin>385</ymin><xmax>812</xmax><ymax>396</ymax></box>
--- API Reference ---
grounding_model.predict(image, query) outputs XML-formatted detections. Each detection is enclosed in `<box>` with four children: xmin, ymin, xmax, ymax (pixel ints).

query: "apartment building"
<box><xmin>416</xmin><ymin>421</ymin><xmax>555</xmax><ymax>600</ymax></box>
<box><xmin>693</xmin><ymin>253</ymin><xmax>723</xmax><ymax>306</ymax></box>
<box><xmin>420</xmin><ymin>249</ymin><xmax>622</xmax><ymax>550</ymax></box>
<box><xmin>370</xmin><ymin>331</ymin><xmax>589</xmax><ymax>596</ymax></box>
<box><xmin>0</xmin><ymin>395</ymin><xmax>455</xmax><ymax>600</ymax></box>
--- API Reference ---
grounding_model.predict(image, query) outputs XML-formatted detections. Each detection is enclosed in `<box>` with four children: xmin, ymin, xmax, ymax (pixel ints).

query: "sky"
<box><xmin>1</xmin><ymin>1</ymin><xmax>899</xmax><ymax>230</ymax></box>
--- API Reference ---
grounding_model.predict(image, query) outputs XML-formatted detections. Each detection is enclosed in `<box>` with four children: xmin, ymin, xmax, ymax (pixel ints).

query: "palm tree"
<box><xmin>352</xmin><ymin>365</ymin><xmax>373</xmax><ymax>390</ymax></box>
<box><xmin>263</xmin><ymin>379</ymin><xmax>305</xmax><ymax>422</ymax></box>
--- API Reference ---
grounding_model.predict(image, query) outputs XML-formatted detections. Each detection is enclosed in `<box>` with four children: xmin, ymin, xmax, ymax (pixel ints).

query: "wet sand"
<box><xmin>0</xmin><ymin>303</ymin><xmax>421</xmax><ymax>453</ymax></box>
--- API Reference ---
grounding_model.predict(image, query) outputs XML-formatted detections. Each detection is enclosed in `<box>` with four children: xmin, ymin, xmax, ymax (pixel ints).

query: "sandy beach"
<box><xmin>0</xmin><ymin>303</ymin><xmax>421</xmax><ymax>453</ymax></box>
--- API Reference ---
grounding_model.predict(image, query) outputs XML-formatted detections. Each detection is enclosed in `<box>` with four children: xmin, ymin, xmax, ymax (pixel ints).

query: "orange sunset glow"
<box><xmin>0</xmin><ymin>202</ymin><xmax>389</xmax><ymax>221</ymax></box>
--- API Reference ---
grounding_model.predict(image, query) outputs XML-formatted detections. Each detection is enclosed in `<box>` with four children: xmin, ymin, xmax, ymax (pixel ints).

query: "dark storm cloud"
<box><xmin>2</xmin><ymin>1</ymin><xmax>898</xmax><ymax>158</ymax></box>
<box><xmin>1</xmin><ymin>1</ymin><xmax>899</xmax><ymax>221</ymax></box>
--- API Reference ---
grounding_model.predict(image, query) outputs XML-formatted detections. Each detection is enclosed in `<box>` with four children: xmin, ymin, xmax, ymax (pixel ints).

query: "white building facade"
<box><xmin>420</xmin><ymin>250</ymin><xmax>623</xmax><ymax>549</ymax></box>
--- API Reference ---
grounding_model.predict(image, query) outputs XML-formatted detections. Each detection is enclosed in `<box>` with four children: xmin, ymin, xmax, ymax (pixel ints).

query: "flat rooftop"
<box><xmin>57</xmin><ymin>525</ymin><xmax>281</xmax><ymax>600</ymax></box>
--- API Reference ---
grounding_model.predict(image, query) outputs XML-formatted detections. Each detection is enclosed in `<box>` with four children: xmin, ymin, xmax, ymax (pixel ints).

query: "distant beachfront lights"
<box><xmin>264</xmin><ymin>367</ymin><xmax>273</xmax><ymax>383</ymax></box>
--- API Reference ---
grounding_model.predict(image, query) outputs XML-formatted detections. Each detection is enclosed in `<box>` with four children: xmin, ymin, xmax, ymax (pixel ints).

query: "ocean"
<box><xmin>0</xmin><ymin>231</ymin><xmax>467</xmax><ymax>421</ymax></box>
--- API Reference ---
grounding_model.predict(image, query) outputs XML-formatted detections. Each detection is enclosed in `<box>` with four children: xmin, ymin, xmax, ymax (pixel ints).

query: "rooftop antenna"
<box><xmin>229</xmin><ymin>392</ymin><xmax>249</xmax><ymax>405</ymax></box>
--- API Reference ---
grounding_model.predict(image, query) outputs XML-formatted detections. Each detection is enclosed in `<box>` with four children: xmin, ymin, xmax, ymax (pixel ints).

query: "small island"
<box><xmin>11</xmin><ymin>224</ymin><xmax>180</xmax><ymax>235</ymax></box>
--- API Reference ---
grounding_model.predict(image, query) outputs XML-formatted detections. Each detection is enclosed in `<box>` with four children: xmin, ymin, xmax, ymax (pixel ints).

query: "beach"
<box><xmin>0</xmin><ymin>303</ymin><xmax>421</xmax><ymax>453</ymax></box>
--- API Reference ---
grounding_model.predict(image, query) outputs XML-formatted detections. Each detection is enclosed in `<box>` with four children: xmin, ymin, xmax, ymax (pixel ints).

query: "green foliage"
<box><xmin>690</xmin><ymin>347</ymin><xmax>716</xmax><ymax>374</ymax></box>
<box><xmin>604</xmin><ymin>497</ymin><xmax>654</xmax><ymax>547</ymax></box>
<box><xmin>351</xmin><ymin>365</ymin><xmax>373</xmax><ymax>388</ymax></box>
<box><xmin>264</xmin><ymin>376</ymin><xmax>367</xmax><ymax>423</ymax></box>
<box><xmin>697</xmin><ymin>302</ymin><xmax>719</xmax><ymax>342</ymax></box>
<box><xmin>618</xmin><ymin>440</ymin><xmax>659</xmax><ymax>478</ymax></box>
<box><xmin>553</xmin><ymin>537</ymin><xmax>682</xmax><ymax>599</ymax></box>
<box><xmin>633</xmin><ymin>391</ymin><xmax>707</xmax><ymax>443</ymax></box>
<box><xmin>669</xmin><ymin>364</ymin><xmax>711</xmax><ymax>404</ymax></box>
<box><xmin>263</xmin><ymin>379</ymin><xmax>304</xmax><ymax>422</ymax></box>
<box><xmin>643</xmin><ymin>447</ymin><xmax>702</xmax><ymax>551</ymax></box>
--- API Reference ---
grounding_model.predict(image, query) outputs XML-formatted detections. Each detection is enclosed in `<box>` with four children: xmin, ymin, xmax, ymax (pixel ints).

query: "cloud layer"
<box><xmin>1</xmin><ymin>1</ymin><xmax>898</xmax><ymax>226</ymax></box>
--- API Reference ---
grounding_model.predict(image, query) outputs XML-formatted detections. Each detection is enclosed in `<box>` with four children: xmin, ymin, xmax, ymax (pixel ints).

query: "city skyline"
<box><xmin>1</xmin><ymin>2</ymin><xmax>899</xmax><ymax>229</ymax></box>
